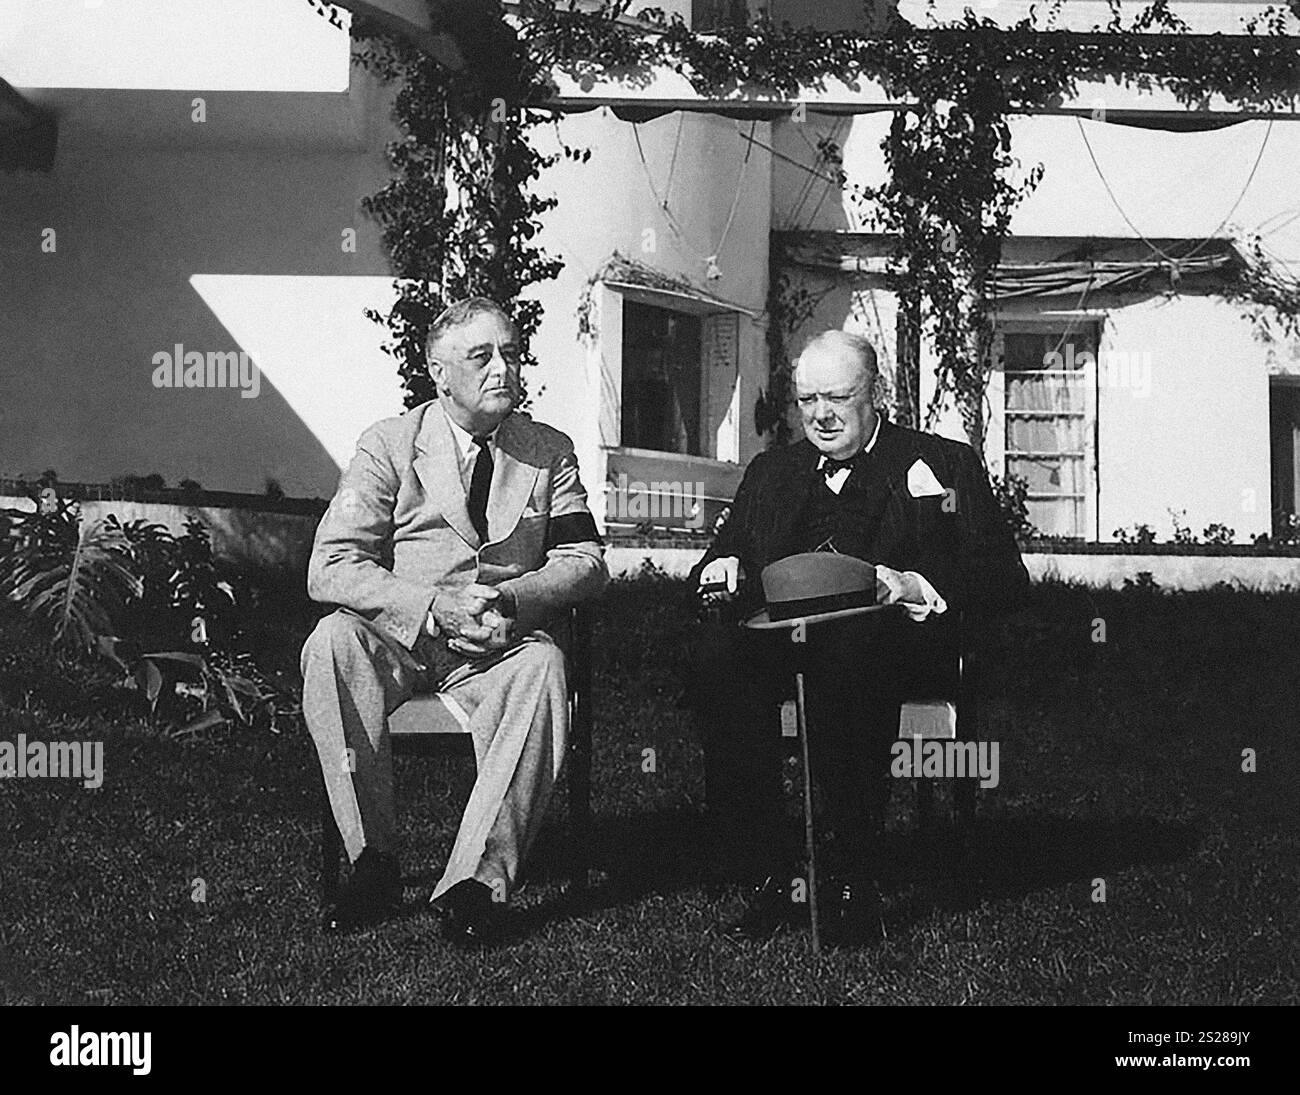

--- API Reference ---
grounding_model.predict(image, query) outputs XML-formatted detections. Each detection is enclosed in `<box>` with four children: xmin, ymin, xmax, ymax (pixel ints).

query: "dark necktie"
<box><xmin>468</xmin><ymin>436</ymin><xmax>493</xmax><ymax>542</ymax></box>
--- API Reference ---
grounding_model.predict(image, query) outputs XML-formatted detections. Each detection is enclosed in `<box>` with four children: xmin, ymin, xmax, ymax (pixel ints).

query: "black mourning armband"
<box><xmin>545</xmin><ymin>511</ymin><xmax>602</xmax><ymax>549</ymax></box>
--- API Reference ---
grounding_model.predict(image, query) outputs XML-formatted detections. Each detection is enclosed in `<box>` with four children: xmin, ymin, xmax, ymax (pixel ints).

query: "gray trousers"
<box><xmin>301</xmin><ymin>609</ymin><xmax>568</xmax><ymax>902</ymax></box>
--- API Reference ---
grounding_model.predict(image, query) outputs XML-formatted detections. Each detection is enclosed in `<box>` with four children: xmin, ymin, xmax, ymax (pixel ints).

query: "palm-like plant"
<box><xmin>1</xmin><ymin>502</ymin><xmax>296</xmax><ymax>734</ymax></box>
<box><xmin>1</xmin><ymin>507</ymin><xmax>141</xmax><ymax>654</ymax></box>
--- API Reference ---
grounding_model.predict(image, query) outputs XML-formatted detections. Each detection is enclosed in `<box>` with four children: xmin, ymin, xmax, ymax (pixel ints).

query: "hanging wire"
<box><xmin>664</xmin><ymin>113</ymin><xmax>685</xmax><ymax>209</ymax></box>
<box><xmin>802</xmin><ymin>118</ymin><xmax>851</xmax><ymax>231</ymax></box>
<box><xmin>631</xmin><ymin>118</ymin><xmax>757</xmax><ymax>277</ymax></box>
<box><xmin>1075</xmin><ymin>116</ymin><xmax>1273</xmax><ymax>269</ymax></box>
<box><xmin>783</xmin><ymin>119</ymin><xmax>830</xmax><ymax>230</ymax></box>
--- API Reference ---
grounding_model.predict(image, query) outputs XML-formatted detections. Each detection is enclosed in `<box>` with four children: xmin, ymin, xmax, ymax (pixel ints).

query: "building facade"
<box><xmin>2</xmin><ymin>0</ymin><xmax>1298</xmax><ymax>556</ymax></box>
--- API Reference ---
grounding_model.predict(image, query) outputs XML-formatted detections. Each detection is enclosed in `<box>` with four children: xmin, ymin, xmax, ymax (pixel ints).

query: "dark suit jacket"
<box><xmin>688</xmin><ymin>420</ymin><xmax>1030</xmax><ymax>698</ymax></box>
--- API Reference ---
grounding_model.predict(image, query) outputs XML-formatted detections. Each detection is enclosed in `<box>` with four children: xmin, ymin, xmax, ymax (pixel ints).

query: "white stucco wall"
<box><xmin>770</xmin><ymin>107</ymin><xmax>1296</xmax><ymax>541</ymax></box>
<box><xmin>915</xmin><ymin>294</ymin><xmax>1272</xmax><ymax>541</ymax></box>
<box><xmin>525</xmin><ymin>108</ymin><xmax>773</xmax><ymax>514</ymax></box>
<box><xmin>1</xmin><ymin>19</ymin><xmax>772</xmax><ymax>514</ymax></box>
<box><xmin>0</xmin><ymin>75</ymin><xmax>406</xmax><ymax>498</ymax></box>
<box><xmin>1092</xmin><ymin>297</ymin><xmax>1271</xmax><ymax>540</ymax></box>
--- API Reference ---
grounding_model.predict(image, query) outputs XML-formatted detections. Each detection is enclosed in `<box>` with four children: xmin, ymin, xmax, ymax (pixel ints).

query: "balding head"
<box><xmin>795</xmin><ymin>330</ymin><xmax>877</xmax><ymax>386</ymax></box>
<box><xmin>793</xmin><ymin>330</ymin><xmax>880</xmax><ymax>460</ymax></box>
<box><xmin>425</xmin><ymin>296</ymin><xmax>521</xmax><ymax>435</ymax></box>
<box><xmin>426</xmin><ymin>297</ymin><xmax>516</xmax><ymax>361</ymax></box>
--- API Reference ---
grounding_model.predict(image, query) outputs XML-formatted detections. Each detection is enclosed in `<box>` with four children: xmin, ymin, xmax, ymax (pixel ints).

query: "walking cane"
<box><xmin>795</xmin><ymin>670</ymin><xmax>820</xmax><ymax>957</ymax></box>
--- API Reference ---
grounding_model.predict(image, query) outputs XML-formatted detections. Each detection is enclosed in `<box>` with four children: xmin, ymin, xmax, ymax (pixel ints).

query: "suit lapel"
<box><xmin>486</xmin><ymin>415</ymin><xmax>541</xmax><ymax>546</ymax></box>
<box><xmin>860</xmin><ymin>419</ymin><xmax>925</xmax><ymax>558</ymax></box>
<box><xmin>765</xmin><ymin>440</ymin><xmax>821</xmax><ymax>562</ymax></box>
<box><xmin>854</xmin><ymin>419</ymin><xmax>916</xmax><ymax>495</ymax></box>
<box><xmin>413</xmin><ymin>404</ymin><xmax>479</xmax><ymax>549</ymax></box>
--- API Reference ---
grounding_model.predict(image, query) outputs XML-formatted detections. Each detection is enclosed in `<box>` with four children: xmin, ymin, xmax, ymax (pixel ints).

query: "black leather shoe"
<box><xmin>723</xmin><ymin>875</ymin><xmax>799</xmax><ymax>941</ymax></box>
<box><xmin>820</xmin><ymin>878</ymin><xmax>886</xmax><ymax>949</ymax></box>
<box><xmin>322</xmin><ymin>849</ymin><xmax>402</xmax><ymax>934</ymax></box>
<box><xmin>434</xmin><ymin>879</ymin><xmax>500</xmax><ymax>948</ymax></box>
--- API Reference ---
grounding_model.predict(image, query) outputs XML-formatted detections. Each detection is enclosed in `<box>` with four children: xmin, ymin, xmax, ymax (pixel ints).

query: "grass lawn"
<box><xmin>1</xmin><ymin>576</ymin><xmax>1297</xmax><ymax>1005</ymax></box>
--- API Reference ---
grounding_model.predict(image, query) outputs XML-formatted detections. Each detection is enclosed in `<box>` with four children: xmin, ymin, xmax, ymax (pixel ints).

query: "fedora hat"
<box><xmin>744</xmin><ymin>552</ymin><xmax>888</xmax><ymax>630</ymax></box>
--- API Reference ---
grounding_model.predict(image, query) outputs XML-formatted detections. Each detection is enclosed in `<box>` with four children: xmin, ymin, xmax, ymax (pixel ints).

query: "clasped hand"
<box><xmin>428</xmin><ymin>584</ymin><xmax>514</xmax><ymax>657</ymax></box>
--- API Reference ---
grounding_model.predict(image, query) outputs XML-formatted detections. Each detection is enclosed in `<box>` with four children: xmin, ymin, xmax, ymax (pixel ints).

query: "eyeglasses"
<box><xmin>467</xmin><ymin>345</ymin><xmax>521</xmax><ymax>367</ymax></box>
<box><xmin>795</xmin><ymin>383</ymin><xmax>866</xmax><ymax>409</ymax></box>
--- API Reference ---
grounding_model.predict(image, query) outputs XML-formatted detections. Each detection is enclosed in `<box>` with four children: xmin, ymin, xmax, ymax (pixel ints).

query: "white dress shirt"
<box><xmin>425</xmin><ymin>408</ymin><xmax>504</xmax><ymax>639</ymax></box>
<box><xmin>442</xmin><ymin>407</ymin><xmax>499</xmax><ymax>494</ymax></box>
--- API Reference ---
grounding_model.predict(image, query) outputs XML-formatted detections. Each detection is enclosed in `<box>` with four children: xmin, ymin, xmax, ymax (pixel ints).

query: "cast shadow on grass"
<box><xmin>882</xmin><ymin>813</ymin><xmax>1200</xmax><ymax>926</ymax></box>
<box><xmin>397</xmin><ymin>805</ymin><xmax>1200</xmax><ymax>942</ymax></box>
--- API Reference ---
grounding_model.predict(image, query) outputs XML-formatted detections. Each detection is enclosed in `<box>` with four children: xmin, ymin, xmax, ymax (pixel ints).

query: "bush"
<box><xmin>1255</xmin><ymin>511</ymin><xmax>1300</xmax><ymax>547</ymax></box>
<box><xmin>990</xmin><ymin>471</ymin><xmax>1037</xmax><ymax>542</ymax></box>
<box><xmin>110</xmin><ymin>473</ymin><xmax>167</xmax><ymax>493</ymax></box>
<box><xmin>1121</xmin><ymin>570</ymin><xmax>1162</xmax><ymax>594</ymax></box>
<box><xmin>1169</xmin><ymin>508</ymin><xmax>1198</xmax><ymax>545</ymax></box>
<box><xmin>0</xmin><ymin>503</ymin><xmax>140</xmax><ymax>655</ymax></box>
<box><xmin>1113</xmin><ymin>522</ymin><xmax>1157</xmax><ymax>546</ymax></box>
<box><xmin>0</xmin><ymin>506</ymin><xmax>295</xmax><ymax>735</ymax></box>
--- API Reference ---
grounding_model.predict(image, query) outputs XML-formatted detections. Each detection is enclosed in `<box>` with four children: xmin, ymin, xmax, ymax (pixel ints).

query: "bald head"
<box><xmin>793</xmin><ymin>330</ymin><xmax>880</xmax><ymax>460</ymax></box>
<box><xmin>795</xmin><ymin>330</ymin><xmax>877</xmax><ymax>386</ymax></box>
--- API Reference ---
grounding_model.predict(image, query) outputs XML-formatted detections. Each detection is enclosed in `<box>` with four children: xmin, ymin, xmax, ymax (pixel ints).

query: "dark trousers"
<box><xmin>688</xmin><ymin>610</ymin><xmax>909</xmax><ymax>883</ymax></box>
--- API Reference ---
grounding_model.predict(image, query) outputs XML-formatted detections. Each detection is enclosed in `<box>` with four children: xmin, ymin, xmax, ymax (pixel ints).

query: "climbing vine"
<box><xmin>351</xmin><ymin>4</ymin><xmax>562</xmax><ymax>406</ymax></box>
<box><xmin>349</xmin><ymin>0</ymin><xmax>1300</xmax><ymax>437</ymax></box>
<box><xmin>1223</xmin><ymin>234</ymin><xmax>1300</xmax><ymax>343</ymax></box>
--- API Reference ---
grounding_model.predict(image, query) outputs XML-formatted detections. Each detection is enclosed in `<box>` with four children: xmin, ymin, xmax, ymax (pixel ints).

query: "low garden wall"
<box><xmin>0</xmin><ymin>481</ymin><xmax>325</xmax><ymax>577</ymax></box>
<box><xmin>605</xmin><ymin>540</ymin><xmax>1300</xmax><ymax>591</ymax></box>
<box><xmin>5</xmin><ymin>481</ymin><xmax>1298</xmax><ymax>593</ymax></box>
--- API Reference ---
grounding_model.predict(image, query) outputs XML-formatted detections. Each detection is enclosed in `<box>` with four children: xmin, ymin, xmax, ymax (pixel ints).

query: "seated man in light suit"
<box><xmin>302</xmin><ymin>297</ymin><xmax>608</xmax><ymax>944</ymax></box>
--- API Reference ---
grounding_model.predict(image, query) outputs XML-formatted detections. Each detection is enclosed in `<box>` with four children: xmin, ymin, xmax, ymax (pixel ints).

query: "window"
<box><xmin>1001</xmin><ymin>326</ymin><xmax>1096</xmax><ymax>539</ymax></box>
<box><xmin>1270</xmin><ymin>378</ymin><xmax>1300</xmax><ymax>528</ymax></box>
<box><xmin>620</xmin><ymin>301</ymin><xmax>704</xmax><ymax>455</ymax></box>
<box><xmin>692</xmin><ymin>1</ymin><xmax>750</xmax><ymax>30</ymax></box>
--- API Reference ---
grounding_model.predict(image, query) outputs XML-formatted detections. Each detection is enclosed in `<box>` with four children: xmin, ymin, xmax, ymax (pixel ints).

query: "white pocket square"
<box><xmin>907</xmin><ymin>458</ymin><xmax>946</xmax><ymax>498</ymax></box>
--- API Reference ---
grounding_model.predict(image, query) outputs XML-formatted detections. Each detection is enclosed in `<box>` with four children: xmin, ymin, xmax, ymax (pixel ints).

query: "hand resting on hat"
<box><xmin>699</xmin><ymin>555</ymin><xmax>945</xmax><ymax>622</ymax></box>
<box><xmin>874</xmin><ymin>564</ymin><xmax>948</xmax><ymax>622</ymax></box>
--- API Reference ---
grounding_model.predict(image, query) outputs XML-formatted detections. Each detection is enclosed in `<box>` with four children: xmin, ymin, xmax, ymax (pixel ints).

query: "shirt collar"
<box><xmin>817</xmin><ymin>414</ymin><xmax>882</xmax><ymax>470</ymax></box>
<box><xmin>442</xmin><ymin>405</ymin><xmax>499</xmax><ymax>464</ymax></box>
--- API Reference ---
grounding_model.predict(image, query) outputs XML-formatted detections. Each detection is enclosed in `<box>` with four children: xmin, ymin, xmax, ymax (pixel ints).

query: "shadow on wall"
<box><xmin>0</xmin><ymin>110</ymin><xmax>402</xmax><ymax>498</ymax></box>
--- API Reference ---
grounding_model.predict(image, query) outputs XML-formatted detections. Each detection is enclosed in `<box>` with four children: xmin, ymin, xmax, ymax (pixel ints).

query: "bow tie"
<box><xmin>820</xmin><ymin>455</ymin><xmax>858</xmax><ymax>478</ymax></box>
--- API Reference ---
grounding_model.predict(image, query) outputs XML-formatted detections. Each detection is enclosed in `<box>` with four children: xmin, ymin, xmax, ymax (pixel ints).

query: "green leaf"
<box><xmin>173</xmin><ymin>709</ymin><xmax>227</xmax><ymax>737</ymax></box>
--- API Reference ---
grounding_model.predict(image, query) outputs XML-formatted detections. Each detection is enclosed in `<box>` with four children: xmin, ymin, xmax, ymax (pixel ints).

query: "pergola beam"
<box><xmin>538</xmin><ymin>31</ymin><xmax>1300</xmax><ymax>129</ymax></box>
<box><xmin>330</xmin><ymin>0</ymin><xmax>466</xmax><ymax>70</ymax></box>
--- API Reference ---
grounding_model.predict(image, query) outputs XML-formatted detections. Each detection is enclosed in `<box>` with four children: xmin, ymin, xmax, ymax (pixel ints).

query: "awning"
<box><xmin>775</xmin><ymin>231</ymin><xmax>1246</xmax><ymax>299</ymax></box>
<box><xmin>593</xmin><ymin>252</ymin><xmax>759</xmax><ymax>317</ymax></box>
<box><xmin>0</xmin><ymin>78</ymin><xmax>55</xmax><ymax>172</ymax></box>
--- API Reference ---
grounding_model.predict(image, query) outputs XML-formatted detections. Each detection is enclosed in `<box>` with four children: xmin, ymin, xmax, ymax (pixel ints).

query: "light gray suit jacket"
<box><xmin>308</xmin><ymin>400</ymin><xmax>608</xmax><ymax>656</ymax></box>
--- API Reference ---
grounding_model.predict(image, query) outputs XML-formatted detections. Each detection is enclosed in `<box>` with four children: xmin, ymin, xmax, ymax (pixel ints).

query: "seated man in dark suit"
<box><xmin>687</xmin><ymin>330</ymin><xmax>1029</xmax><ymax>947</ymax></box>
